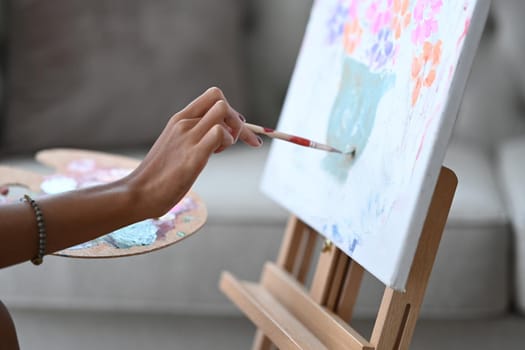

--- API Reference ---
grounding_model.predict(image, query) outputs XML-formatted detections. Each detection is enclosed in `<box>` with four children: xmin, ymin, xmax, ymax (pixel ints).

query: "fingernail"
<box><xmin>238</xmin><ymin>114</ymin><xmax>246</xmax><ymax>122</ymax></box>
<box><xmin>257</xmin><ymin>136</ymin><xmax>263</xmax><ymax>145</ymax></box>
<box><xmin>0</xmin><ymin>187</ymin><xmax>8</xmax><ymax>196</ymax></box>
<box><xmin>214</xmin><ymin>146</ymin><xmax>226</xmax><ymax>154</ymax></box>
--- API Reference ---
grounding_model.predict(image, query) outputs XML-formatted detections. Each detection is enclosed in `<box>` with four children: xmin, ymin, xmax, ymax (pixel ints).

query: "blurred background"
<box><xmin>0</xmin><ymin>1</ymin><xmax>525</xmax><ymax>349</ymax></box>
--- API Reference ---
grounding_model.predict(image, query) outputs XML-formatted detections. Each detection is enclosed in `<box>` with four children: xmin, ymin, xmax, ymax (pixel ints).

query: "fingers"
<box><xmin>197</xmin><ymin>124</ymin><xmax>235</xmax><ymax>155</ymax></box>
<box><xmin>177</xmin><ymin>87</ymin><xmax>242</xmax><ymax>141</ymax></box>
<box><xmin>179</xmin><ymin>86</ymin><xmax>228</xmax><ymax>120</ymax></box>
<box><xmin>239</xmin><ymin>124</ymin><xmax>263</xmax><ymax>147</ymax></box>
<box><xmin>178</xmin><ymin>86</ymin><xmax>263</xmax><ymax>151</ymax></box>
<box><xmin>192</xmin><ymin>99</ymin><xmax>244</xmax><ymax>143</ymax></box>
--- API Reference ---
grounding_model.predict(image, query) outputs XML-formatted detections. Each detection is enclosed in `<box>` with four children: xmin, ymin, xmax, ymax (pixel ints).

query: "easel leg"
<box><xmin>253</xmin><ymin>216</ymin><xmax>308</xmax><ymax>350</ymax></box>
<box><xmin>252</xmin><ymin>330</ymin><xmax>275</xmax><ymax>350</ymax></box>
<box><xmin>371</xmin><ymin>167</ymin><xmax>457</xmax><ymax>350</ymax></box>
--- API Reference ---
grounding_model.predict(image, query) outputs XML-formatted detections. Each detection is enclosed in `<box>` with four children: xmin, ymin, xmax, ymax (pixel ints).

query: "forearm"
<box><xmin>0</xmin><ymin>87</ymin><xmax>262</xmax><ymax>269</ymax></box>
<box><xmin>0</xmin><ymin>179</ymin><xmax>143</xmax><ymax>268</ymax></box>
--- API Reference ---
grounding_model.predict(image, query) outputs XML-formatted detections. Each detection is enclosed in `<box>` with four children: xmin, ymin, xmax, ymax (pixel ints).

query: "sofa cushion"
<box><xmin>452</xmin><ymin>23</ymin><xmax>525</xmax><ymax>151</ymax></box>
<box><xmin>193</xmin><ymin>145</ymin><xmax>289</xmax><ymax>224</ymax></box>
<box><xmin>1</xmin><ymin>0</ymin><xmax>247</xmax><ymax>154</ymax></box>
<box><xmin>245</xmin><ymin>0</ymin><xmax>313</xmax><ymax>128</ymax></box>
<box><xmin>493</xmin><ymin>1</ymin><xmax>525</xmax><ymax>99</ymax></box>
<box><xmin>445</xmin><ymin>142</ymin><xmax>508</xmax><ymax>225</ymax></box>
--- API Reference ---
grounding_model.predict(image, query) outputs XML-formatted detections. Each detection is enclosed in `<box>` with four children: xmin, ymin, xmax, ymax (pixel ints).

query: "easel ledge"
<box><xmin>220</xmin><ymin>166</ymin><xmax>457</xmax><ymax>350</ymax></box>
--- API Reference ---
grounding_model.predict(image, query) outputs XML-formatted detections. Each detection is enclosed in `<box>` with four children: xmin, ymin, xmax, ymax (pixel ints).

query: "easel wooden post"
<box><xmin>220</xmin><ymin>166</ymin><xmax>457</xmax><ymax>350</ymax></box>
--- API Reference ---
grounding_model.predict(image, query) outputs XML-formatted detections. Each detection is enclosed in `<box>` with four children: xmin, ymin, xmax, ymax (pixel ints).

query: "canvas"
<box><xmin>261</xmin><ymin>0</ymin><xmax>490</xmax><ymax>290</ymax></box>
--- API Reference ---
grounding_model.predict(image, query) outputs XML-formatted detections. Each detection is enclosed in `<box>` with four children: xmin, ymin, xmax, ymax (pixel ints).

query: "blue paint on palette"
<box><xmin>106</xmin><ymin>220</ymin><xmax>158</xmax><ymax>249</ymax></box>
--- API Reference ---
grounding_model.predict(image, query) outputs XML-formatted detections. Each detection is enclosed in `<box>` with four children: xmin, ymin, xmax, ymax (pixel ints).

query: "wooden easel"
<box><xmin>220</xmin><ymin>166</ymin><xmax>457</xmax><ymax>350</ymax></box>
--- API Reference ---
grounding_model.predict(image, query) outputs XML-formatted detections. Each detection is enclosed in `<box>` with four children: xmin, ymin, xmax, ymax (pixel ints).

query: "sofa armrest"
<box><xmin>498</xmin><ymin>137</ymin><xmax>525</xmax><ymax>232</ymax></box>
<box><xmin>497</xmin><ymin>136</ymin><xmax>525</xmax><ymax>312</ymax></box>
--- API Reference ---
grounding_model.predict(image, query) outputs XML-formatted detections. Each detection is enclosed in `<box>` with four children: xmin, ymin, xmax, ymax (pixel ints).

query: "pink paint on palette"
<box><xmin>41</xmin><ymin>160</ymin><xmax>132</xmax><ymax>195</ymax></box>
<box><xmin>41</xmin><ymin>158</ymin><xmax>199</xmax><ymax>251</ymax></box>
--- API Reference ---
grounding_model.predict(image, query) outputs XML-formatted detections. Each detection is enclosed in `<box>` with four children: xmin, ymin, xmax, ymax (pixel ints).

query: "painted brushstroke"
<box><xmin>323</xmin><ymin>57</ymin><xmax>395</xmax><ymax>182</ymax></box>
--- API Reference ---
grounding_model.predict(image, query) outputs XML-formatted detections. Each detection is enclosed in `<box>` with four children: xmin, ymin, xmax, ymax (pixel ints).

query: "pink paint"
<box><xmin>366</xmin><ymin>0</ymin><xmax>393</xmax><ymax>34</ymax></box>
<box><xmin>348</xmin><ymin>0</ymin><xmax>359</xmax><ymax>20</ymax></box>
<box><xmin>411</xmin><ymin>0</ymin><xmax>443</xmax><ymax>45</ymax></box>
<box><xmin>67</xmin><ymin>159</ymin><xmax>96</xmax><ymax>173</ymax></box>
<box><xmin>448</xmin><ymin>65</ymin><xmax>454</xmax><ymax>81</ymax></box>
<box><xmin>415</xmin><ymin>116</ymin><xmax>435</xmax><ymax>161</ymax></box>
<box><xmin>456</xmin><ymin>18</ymin><xmax>470</xmax><ymax>48</ymax></box>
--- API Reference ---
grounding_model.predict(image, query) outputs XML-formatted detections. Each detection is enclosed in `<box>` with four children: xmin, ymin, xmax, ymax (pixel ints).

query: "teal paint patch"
<box><xmin>183</xmin><ymin>216</ymin><xmax>194</xmax><ymax>223</ymax></box>
<box><xmin>176</xmin><ymin>231</ymin><xmax>186</xmax><ymax>238</ymax></box>
<box><xmin>323</xmin><ymin>57</ymin><xmax>395</xmax><ymax>182</ymax></box>
<box><xmin>107</xmin><ymin>220</ymin><xmax>158</xmax><ymax>248</ymax></box>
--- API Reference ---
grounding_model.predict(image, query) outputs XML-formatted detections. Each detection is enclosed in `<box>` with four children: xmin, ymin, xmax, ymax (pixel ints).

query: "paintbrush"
<box><xmin>244</xmin><ymin>123</ymin><xmax>355</xmax><ymax>156</ymax></box>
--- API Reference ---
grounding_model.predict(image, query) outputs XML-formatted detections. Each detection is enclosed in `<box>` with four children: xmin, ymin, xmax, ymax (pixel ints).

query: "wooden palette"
<box><xmin>0</xmin><ymin>148</ymin><xmax>207</xmax><ymax>258</ymax></box>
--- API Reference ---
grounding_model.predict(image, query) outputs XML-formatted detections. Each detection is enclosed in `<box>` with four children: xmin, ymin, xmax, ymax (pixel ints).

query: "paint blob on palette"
<box><xmin>0</xmin><ymin>150</ymin><xmax>207</xmax><ymax>259</ymax></box>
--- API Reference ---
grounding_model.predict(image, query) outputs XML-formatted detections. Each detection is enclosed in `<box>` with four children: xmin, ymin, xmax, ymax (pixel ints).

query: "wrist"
<box><xmin>117</xmin><ymin>174</ymin><xmax>171</xmax><ymax>221</ymax></box>
<box><xmin>38</xmin><ymin>177</ymin><xmax>152</xmax><ymax>254</ymax></box>
<box><xmin>110</xmin><ymin>177</ymin><xmax>152</xmax><ymax>222</ymax></box>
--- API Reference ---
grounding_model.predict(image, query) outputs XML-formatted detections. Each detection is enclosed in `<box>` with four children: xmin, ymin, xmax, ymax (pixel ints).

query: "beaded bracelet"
<box><xmin>21</xmin><ymin>194</ymin><xmax>46</xmax><ymax>265</ymax></box>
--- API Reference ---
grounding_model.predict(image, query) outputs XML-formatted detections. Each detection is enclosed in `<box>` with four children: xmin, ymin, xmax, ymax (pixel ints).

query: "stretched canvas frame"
<box><xmin>261</xmin><ymin>0</ymin><xmax>490</xmax><ymax>290</ymax></box>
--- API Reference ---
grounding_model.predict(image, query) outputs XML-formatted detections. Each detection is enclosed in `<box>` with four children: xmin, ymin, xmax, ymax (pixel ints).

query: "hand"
<box><xmin>123</xmin><ymin>87</ymin><xmax>262</xmax><ymax>218</ymax></box>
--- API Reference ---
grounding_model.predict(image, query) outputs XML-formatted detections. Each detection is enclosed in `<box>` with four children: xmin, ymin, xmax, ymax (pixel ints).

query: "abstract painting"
<box><xmin>261</xmin><ymin>0</ymin><xmax>490</xmax><ymax>290</ymax></box>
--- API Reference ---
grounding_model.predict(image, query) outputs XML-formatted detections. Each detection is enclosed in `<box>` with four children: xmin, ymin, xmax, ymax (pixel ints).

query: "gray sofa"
<box><xmin>1</xmin><ymin>1</ymin><xmax>525</xmax><ymax>349</ymax></box>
